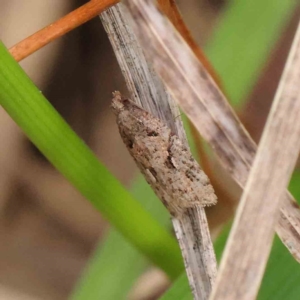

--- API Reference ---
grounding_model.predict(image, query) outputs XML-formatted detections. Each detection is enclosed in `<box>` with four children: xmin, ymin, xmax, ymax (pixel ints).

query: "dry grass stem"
<box><xmin>157</xmin><ymin>0</ymin><xmax>219</xmax><ymax>180</ymax></box>
<box><xmin>211</xmin><ymin>21</ymin><xmax>300</xmax><ymax>300</ymax></box>
<box><xmin>9</xmin><ymin>0</ymin><xmax>118</xmax><ymax>62</ymax></box>
<box><xmin>100</xmin><ymin>4</ymin><xmax>217</xmax><ymax>299</ymax></box>
<box><xmin>123</xmin><ymin>0</ymin><xmax>300</xmax><ymax>263</ymax></box>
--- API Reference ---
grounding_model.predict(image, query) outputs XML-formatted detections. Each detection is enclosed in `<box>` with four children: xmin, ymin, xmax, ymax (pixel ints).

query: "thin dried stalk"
<box><xmin>100</xmin><ymin>4</ymin><xmax>217</xmax><ymax>299</ymax></box>
<box><xmin>211</xmin><ymin>21</ymin><xmax>300</xmax><ymax>300</ymax></box>
<box><xmin>156</xmin><ymin>0</ymin><xmax>222</xmax><ymax>86</ymax></box>
<box><xmin>9</xmin><ymin>0</ymin><xmax>118</xmax><ymax>62</ymax></box>
<box><xmin>156</xmin><ymin>0</ymin><xmax>218</xmax><ymax>180</ymax></box>
<box><xmin>123</xmin><ymin>0</ymin><xmax>300</xmax><ymax>262</ymax></box>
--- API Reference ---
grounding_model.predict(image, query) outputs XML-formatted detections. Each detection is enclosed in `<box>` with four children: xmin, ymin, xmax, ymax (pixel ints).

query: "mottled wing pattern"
<box><xmin>112</xmin><ymin>92</ymin><xmax>217</xmax><ymax>216</ymax></box>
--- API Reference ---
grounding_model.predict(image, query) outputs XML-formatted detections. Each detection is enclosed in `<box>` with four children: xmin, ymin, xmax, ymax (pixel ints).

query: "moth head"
<box><xmin>111</xmin><ymin>91</ymin><xmax>126</xmax><ymax>115</ymax></box>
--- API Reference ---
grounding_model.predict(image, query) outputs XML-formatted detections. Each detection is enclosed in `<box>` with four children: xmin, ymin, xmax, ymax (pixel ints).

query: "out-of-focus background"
<box><xmin>0</xmin><ymin>0</ymin><xmax>299</xmax><ymax>299</ymax></box>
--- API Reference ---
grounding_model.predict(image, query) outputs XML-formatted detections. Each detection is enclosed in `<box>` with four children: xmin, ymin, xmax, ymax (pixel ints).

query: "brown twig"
<box><xmin>9</xmin><ymin>0</ymin><xmax>118</xmax><ymax>62</ymax></box>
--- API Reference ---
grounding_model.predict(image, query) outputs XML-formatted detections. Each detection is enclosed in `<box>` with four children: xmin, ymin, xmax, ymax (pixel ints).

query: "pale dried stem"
<box><xmin>123</xmin><ymin>0</ymin><xmax>300</xmax><ymax>264</ymax></box>
<box><xmin>100</xmin><ymin>3</ymin><xmax>217</xmax><ymax>299</ymax></box>
<box><xmin>211</xmin><ymin>21</ymin><xmax>300</xmax><ymax>300</ymax></box>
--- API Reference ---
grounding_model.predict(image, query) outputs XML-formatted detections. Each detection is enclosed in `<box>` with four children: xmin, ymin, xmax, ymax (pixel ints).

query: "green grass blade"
<box><xmin>72</xmin><ymin>176</ymin><xmax>170</xmax><ymax>300</ymax></box>
<box><xmin>205</xmin><ymin>0</ymin><xmax>298</xmax><ymax>106</ymax></box>
<box><xmin>0</xmin><ymin>41</ymin><xmax>183</xmax><ymax>279</ymax></box>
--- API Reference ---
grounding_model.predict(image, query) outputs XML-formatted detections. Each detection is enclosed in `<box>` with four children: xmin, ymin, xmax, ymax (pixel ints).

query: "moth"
<box><xmin>112</xmin><ymin>91</ymin><xmax>217</xmax><ymax>216</ymax></box>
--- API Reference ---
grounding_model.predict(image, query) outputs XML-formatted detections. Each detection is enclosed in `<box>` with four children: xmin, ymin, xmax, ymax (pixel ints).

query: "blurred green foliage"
<box><xmin>206</xmin><ymin>0</ymin><xmax>297</xmax><ymax>107</ymax></box>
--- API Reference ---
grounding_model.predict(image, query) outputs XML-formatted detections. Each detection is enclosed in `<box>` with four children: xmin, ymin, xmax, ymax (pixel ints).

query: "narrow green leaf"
<box><xmin>0</xmin><ymin>41</ymin><xmax>183</xmax><ymax>279</ymax></box>
<box><xmin>72</xmin><ymin>176</ymin><xmax>171</xmax><ymax>300</ymax></box>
